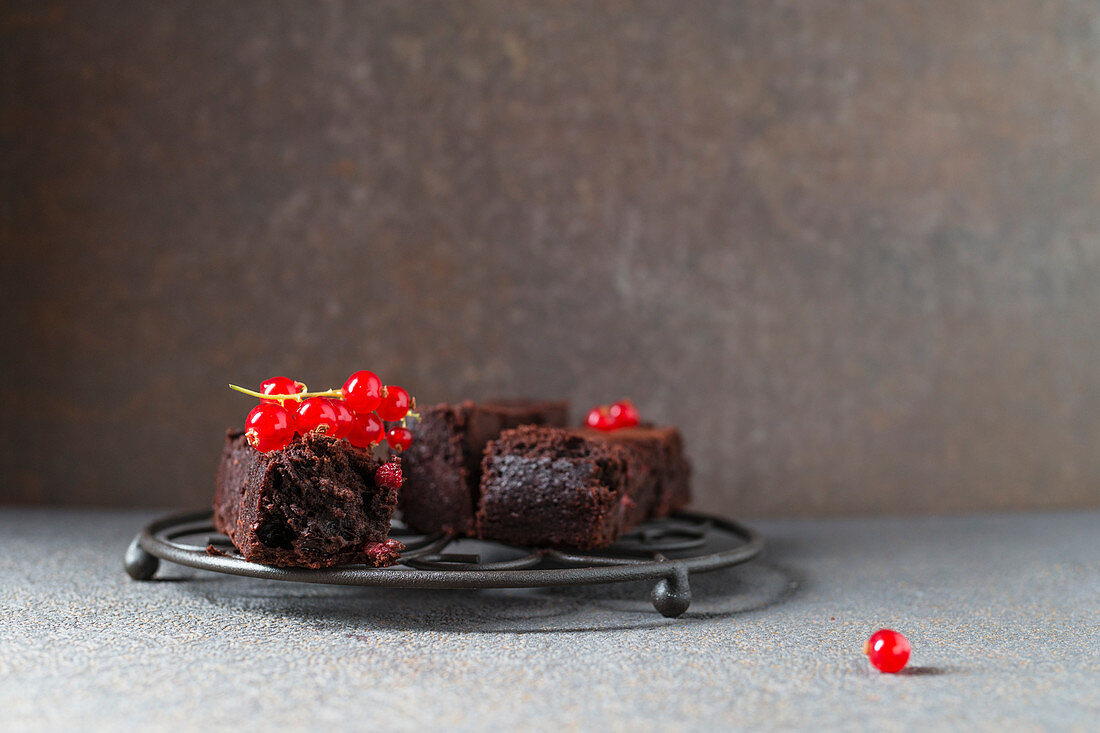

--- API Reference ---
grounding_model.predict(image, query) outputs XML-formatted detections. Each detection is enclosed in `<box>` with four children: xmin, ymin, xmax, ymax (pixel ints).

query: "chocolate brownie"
<box><xmin>476</xmin><ymin>426</ymin><xmax>656</xmax><ymax>549</ymax></box>
<box><xmin>213</xmin><ymin>429</ymin><xmax>403</xmax><ymax>568</ymax></box>
<box><xmin>400</xmin><ymin>399</ymin><xmax>569</xmax><ymax>535</ymax></box>
<box><xmin>576</xmin><ymin>425</ymin><xmax>692</xmax><ymax>516</ymax></box>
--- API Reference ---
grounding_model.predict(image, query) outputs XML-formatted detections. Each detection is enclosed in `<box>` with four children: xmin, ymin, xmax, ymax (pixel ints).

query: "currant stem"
<box><xmin>229</xmin><ymin>384</ymin><xmax>342</xmax><ymax>402</ymax></box>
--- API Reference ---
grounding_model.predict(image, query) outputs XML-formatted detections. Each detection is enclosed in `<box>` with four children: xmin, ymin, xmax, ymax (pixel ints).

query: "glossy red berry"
<box><xmin>347</xmin><ymin>412</ymin><xmax>384</xmax><ymax>449</ymax></box>
<box><xmin>586</xmin><ymin>405</ymin><xmax>617</xmax><ymax>431</ymax></box>
<box><xmin>259</xmin><ymin>376</ymin><xmax>304</xmax><ymax>407</ymax></box>
<box><xmin>331</xmin><ymin>400</ymin><xmax>355</xmax><ymax>439</ymax></box>
<box><xmin>376</xmin><ymin>385</ymin><xmax>411</xmax><ymax>421</ymax></box>
<box><xmin>375</xmin><ymin>459</ymin><xmax>403</xmax><ymax>490</ymax></box>
<box><xmin>295</xmin><ymin>397</ymin><xmax>340</xmax><ymax>436</ymax></box>
<box><xmin>865</xmin><ymin>629</ymin><xmax>911</xmax><ymax>673</ymax></box>
<box><xmin>244</xmin><ymin>403</ymin><xmax>296</xmax><ymax>452</ymax></box>
<box><xmin>386</xmin><ymin>426</ymin><xmax>413</xmax><ymax>452</ymax></box>
<box><xmin>609</xmin><ymin>399</ymin><xmax>640</xmax><ymax>428</ymax></box>
<box><xmin>342</xmin><ymin>370</ymin><xmax>383</xmax><ymax>414</ymax></box>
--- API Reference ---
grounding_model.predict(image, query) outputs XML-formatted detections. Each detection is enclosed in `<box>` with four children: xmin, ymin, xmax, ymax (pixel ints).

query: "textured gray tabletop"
<box><xmin>1</xmin><ymin>509</ymin><xmax>1097</xmax><ymax>731</ymax></box>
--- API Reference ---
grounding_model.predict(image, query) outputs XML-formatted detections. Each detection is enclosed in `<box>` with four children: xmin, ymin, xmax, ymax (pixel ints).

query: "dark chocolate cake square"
<box><xmin>577</xmin><ymin>425</ymin><xmax>692</xmax><ymax>516</ymax></box>
<box><xmin>213</xmin><ymin>430</ymin><xmax>402</xmax><ymax>568</ymax></box>
<box><xmin>399</xmin><ymin>399</ymin><xmax>569</xmax><ymax>535</ymax></box>
<box><xmin>476</xmin><ymin>426</ymin><xmax>653</xmax><ymax>549</ymax></box>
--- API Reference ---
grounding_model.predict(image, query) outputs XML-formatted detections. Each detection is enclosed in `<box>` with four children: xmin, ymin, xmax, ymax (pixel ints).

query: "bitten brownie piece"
<box><xmin>400</xmin><ymin>399</ymin><xmax>569</xmax><ymax>535</ymax></box>
<box><xmin>577</xmin><ymin>425</ymin><xmax>692</xmax><ymax>517</ymax></box>
<box><xmin>212</xmin><ymin>429</ymin><xmax>403</xmax><ymax>568</ymax></box>
<box><xmin>476</xmin><ymin>426</ymin><xmax>654</xmax><ymax>550</ymax></box>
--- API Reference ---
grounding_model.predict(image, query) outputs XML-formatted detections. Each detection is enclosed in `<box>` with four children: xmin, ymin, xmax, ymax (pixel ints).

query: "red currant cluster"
<box><xmin>232</xmin><ymin>371</ymin><xmax>417</xmax><ymax>453</ymax></box>
<box><xmin>585</xmin><ymin>399</ymin><xmax>640</xmax><ymax>431</ymax></box>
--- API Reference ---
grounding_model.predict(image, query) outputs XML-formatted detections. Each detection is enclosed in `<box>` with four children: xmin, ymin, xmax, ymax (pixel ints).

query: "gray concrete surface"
<box><xmin>0</xmin><ymin>508</ymin><xmax>1097</xmax><ymax>731</ymax></box>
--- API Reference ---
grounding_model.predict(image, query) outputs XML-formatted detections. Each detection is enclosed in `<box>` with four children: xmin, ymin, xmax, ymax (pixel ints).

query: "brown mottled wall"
<box><xmin>2</xmin><ymin>1</ymin><xmax>1099</xmax><ymax>516</ymax></box>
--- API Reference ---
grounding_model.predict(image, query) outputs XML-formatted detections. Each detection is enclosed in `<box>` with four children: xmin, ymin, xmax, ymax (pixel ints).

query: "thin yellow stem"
<box><xmin>228</xmin><ymin>384</ymin><xmax>343</xmax><ymax>402</ymax></box>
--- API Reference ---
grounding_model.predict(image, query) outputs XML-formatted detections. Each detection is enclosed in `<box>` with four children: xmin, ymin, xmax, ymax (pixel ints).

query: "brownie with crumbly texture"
<box><xmin>213</xmin><ymin>429</ymin><xmax>403</xmax><ymax>568</ymax></box>
<box><xmin>399</xmin><ymin>399</ymin><xmax>569</xmax><ymax>535</ymax></box>
<box><xmin>576</xmin><ymin>425</ymin><xmax>692</xmax><ymax>517</ymax></box>
<box><xmin>476</xmin><ymin>426</ymin><xmax>658</xmax><ymax>550</ymax></box>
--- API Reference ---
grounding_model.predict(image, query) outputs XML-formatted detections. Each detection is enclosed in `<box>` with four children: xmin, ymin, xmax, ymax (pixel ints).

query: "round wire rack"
<box><xmin>125</xmin><ymin>510</ymin><xmax>762</xmax><ymax>617</ymax></box>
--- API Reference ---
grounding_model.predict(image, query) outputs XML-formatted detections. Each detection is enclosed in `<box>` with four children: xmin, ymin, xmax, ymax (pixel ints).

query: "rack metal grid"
<box><xmin>126</xmin><ymin>510</ymin><xmax>762</xmax><ymax>617</ymax></box>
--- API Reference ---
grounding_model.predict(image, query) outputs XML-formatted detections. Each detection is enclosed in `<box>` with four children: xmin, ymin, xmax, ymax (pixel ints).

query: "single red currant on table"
<box><xmin>342</xmin><ymin>370</ymin><xmax>383</xmax><ymax>414</ymax></box>
<box><xmin>376</xmin><ymin>385</ymin><xmax>411</xmax><ymax>421</ymax></box>
<box><xmin>347</xmin><ymin>412</ymin><xmax>384</xmax><ymax>449</ymax></box>
<box><xmin>386</xmin><ymin>426</ymin><xmax>413</xmax><ymax>452</ymax></box>
<box><xmin>259</xmin><ymin>376</ymin><xmax>305</xmax><ymax>407</ymax></box>
<box><xmin>864</xmin><ymin>629</ymin><xmax>911</xmax><ymax>673</ymax></box>
<box><xmin>296</xmin><ymin>397</ymin><xmax>340</xmax><ymax>435</ymax></box>
<box><xmin>245</xmin><ymin>402</ymin><xmax>296</xmax><ymax>452</ymax></box>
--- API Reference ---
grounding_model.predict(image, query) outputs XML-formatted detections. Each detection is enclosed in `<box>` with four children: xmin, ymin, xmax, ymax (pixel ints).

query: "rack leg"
<box><xmin>124</xmin><ymin>536</ymin><xmax>159</xmax><ymax>580</ymax></box>
<box><xmin>651</xmin><ymin>565</ymin><xmax>691</xmax><ymax>617</ymax></box>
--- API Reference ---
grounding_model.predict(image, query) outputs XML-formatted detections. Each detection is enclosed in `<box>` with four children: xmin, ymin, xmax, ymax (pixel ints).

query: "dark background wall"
<box><xmin>3</xmin><ymin>0</ymin><xmax>1099</xmax><ymax>517</ymax></box>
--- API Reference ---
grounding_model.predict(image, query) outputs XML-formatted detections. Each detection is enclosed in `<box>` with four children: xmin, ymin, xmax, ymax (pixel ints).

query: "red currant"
<box><xmin>585</xmin><ymin>405</ymin><xmax>617</xmax><ymax>431</ymax></box>
<box><xmin>331</xmin><ymin>400</ymin><xmax>355</xmax><ymax>439</ymax></box>
<box><xmin>376</xmin><ymin>385</ymin><xmax>411</xmax><ymax>421</ymax></box>
<box><xmin>342</xmin><ymin>370</ymin><xmax>383</xmax><ymax>414</ymax></box>
<box><xmin>386</xmin><ymin>426</ymin><xmax>413</xmax><ymax>452</ymax></box>
<box><xmin>296</xmin><ymin>397</ymin><xmax>340</xmax><ymax>436</ymax></box>
<box><xmin>244</xmin><ymin>403</ymin><xmax>296</xmax><ymax>452</ymax></box>
<box><xmin>374</xmin><ymin>459</ymin><xmax>403</xmax><ymax>490</ymax></box>
<box><xmin>609</xmin><ymin>399</ymin><xmax>640</xmax><ymax>428</ymax></box>
<box><xmin>259</xmin><ymin>376</ymin><xmax>304</xmax><ymax>407</ymax></box>
<box><xmin>347</xmin><ymin>412</ymin><xmax>384</xmax><ymax>449</ymax></box>
<box><xmin>864</xmin><ymin>629</ymin><xmax>911</xmax><ymax>673</ymax></box>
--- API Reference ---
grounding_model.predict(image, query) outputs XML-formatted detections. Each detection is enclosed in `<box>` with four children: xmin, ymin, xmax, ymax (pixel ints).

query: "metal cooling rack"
<box><xmin>125</xmin><ymin>510</ymin><xmax>762</xmax><ymax>617</ymax></box>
